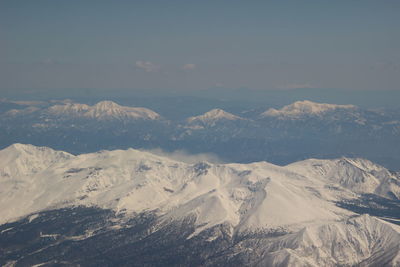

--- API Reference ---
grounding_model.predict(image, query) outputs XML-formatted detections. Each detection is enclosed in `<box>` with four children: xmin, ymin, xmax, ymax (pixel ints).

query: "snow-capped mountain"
<box><xmin>1</xmin><ymin>99</ymin><xmax>399</xmax><ymax>170</ymax></box>
<box><xmin>261</xmin><ymin>100</ymin><xmax>357</xmax><ymax>119</ymax></box>
<box><xmin>3</xmin><ymin>100</ymin><xmax>161</xmax><ymax>121</ymax></box>
<box><xmin>186</xmin><ymin>109</ymin><xmax>244</xmax><ymax>127</ymax></box>
<box><xmin>46</xmin><ymin>100</ymin><xmax>161</xmax><ymax>121</ymax></box>
<box><xmin>1</xmin><ymin>144</ymin><xmax>400</xmax><ymax>266</ymax></box>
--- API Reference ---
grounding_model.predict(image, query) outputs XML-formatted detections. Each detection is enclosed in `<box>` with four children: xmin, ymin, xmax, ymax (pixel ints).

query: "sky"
<box><xmin>1</xmin><ymin>0</ymin><xmax>400</xmax><ymax>96</ymax></box>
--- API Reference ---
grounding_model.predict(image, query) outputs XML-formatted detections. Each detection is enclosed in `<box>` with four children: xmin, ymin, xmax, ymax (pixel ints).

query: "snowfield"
<box><xmin>1</xmin><ymin>144</ymin><xmax>400</xmax><ymax>266</ymax></box>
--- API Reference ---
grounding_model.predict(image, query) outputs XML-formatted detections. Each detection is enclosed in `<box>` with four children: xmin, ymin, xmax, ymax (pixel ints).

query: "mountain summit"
<box><xmin>261</xmin><ymin>100</ymin><xmax>357</xmax><ymax>118</ymax></box>
<box><xmin>187</xmin><ymin>109</ymin><xmax>244</xmax><ymax>126</ymax></box>
<box><xmin>47</xmin><ymin>100</ymin><xmax>161</xmax><ymax>121</ymax></box>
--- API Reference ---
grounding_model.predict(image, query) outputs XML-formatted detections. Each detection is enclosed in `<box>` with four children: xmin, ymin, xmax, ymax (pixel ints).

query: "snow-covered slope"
<box><xmin>46</xmin><ymin>100</ymin><xmax>161</xmax><ymax>121</ymax></box>
<box><xmin>287</xmin><ymin>157</ymin><xmax>400</xmax><ymax>200</ymax></box>
<box><xmin>1</xmin><ymin>144</ymin><xmax>398</xmax><ymax>229</ymax></box>
<box><xmin>0</xmin><ymin>144</ymin><xmax>338</xmax><ymax>230</ymax></box>
<box><xmin>255</xmin><ymin>214</ymin><xmax>400</xmax><ymax>266</ymax></box>
<box><xmin>187</xmin><ymin>109</ymin><xmax>244</xmax><ymax>127</ymax></box>
<box><xmin>1</xmin><ymin>144</ymin><xmax>400</xmax><ymax>266</ymax></box>
<box><xmin>0</xmin><ymin>143</ymin><xmax>73</xmax><ymax>178</ymax></box>
<box><xmin>261</xmin><ymin>100</ymin><xmax>357</xmax><ymax>118</ymax></box>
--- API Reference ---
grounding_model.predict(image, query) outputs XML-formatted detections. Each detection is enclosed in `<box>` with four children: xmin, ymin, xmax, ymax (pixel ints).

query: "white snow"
<box><xmin>46</xmin><ymin>100</ymin><xmax>161</xmax><ymax>121</ymax></box>
<box><xmin>261</xmin><ymin>100</ymin><xmax>357</xmax><ymax>118</ymax></box>
<box><xmin>187</xmin><ymin>109</ymin><xmax>244</xmax><ymax>127</ymax></box>
<box><xmin>1</xmin><ymin>144</ymin><xmax>399</xmax><ymax>231</ymax></box>
<box><xmin>1</xmin><ymin>144</ymin><xmax>400</xmax><ymax>266</ymax></box>
<box><xmin>256</xmin><ymin>214</ymin><xmax>400</xmax><ymax>267</ymax></box>
<box><xmin>286</xmin><ymin>157</ymin><xmax>400</xmax><ymax>199</ymax></box>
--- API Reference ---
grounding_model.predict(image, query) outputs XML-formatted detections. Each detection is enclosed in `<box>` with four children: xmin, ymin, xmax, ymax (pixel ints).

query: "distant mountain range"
<box><xmin>1</xmin><ymin>99</ymin><xmax>399</xmax><ymax>170</ymax></box>
<box><xmin>1</xmin><ymin>144</ymin><xmax>400</xmax><ymax>266</ymax></box>
<box><xmin>6</xmin><ymin>100</ymin><xmax>161</xmax><ymax>121</ymax></box>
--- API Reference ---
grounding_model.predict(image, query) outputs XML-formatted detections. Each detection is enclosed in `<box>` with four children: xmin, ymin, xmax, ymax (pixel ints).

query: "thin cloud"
<box><xmin>279</xmin><ymin>83</ymin><xmax>317</xmax><ymax>90</ymax></box>
<box><xmin>144</xmin><ymin>148</ymin><xmax>223</xmax><ymax>164</ymax></box>
<box><xmin>371</xmin><ymin>61</ymin><xmax>400</xmax><ymax>71</ymax></box>
<box><xmin>39</xmin><ymin>58</ymin><xmax>61</xmax><ymax>65</ymax></box>
<box><xmin>135</xmin><ymin>61</ymin><xmax>160</xmax><ymax>72</ymax></box>
<box><xmin>183</xmin><ymin>63</ymin><xmax>196</xmax><ymax>71</ymax></box>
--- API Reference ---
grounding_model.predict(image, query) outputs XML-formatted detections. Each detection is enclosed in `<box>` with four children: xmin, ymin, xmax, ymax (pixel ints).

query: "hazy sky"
<box><xmin>1</xmin><ymin>0</ymin><xmax>400</xmax><ymax>94</ymax></box>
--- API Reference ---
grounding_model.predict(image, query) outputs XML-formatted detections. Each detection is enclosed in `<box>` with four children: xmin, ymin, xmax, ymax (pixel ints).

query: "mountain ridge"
<box><xmin>46</xmin><ymin>100</ymin><xmax>161</xmax><ymax>121</ymax></box>
<box><xmin>1</xmin><ymin>144</ymin><xmax>399</xmax><ymax>228</ymax></box>
<box><xmin>1</xmin><ymin>144</ymin><xmax>400</xmax><ymax>266</ymax></box>
<box><xmin>261</xmin><ymin>100</ymin><xmax>357</xmax><ymax>118</ymax></box>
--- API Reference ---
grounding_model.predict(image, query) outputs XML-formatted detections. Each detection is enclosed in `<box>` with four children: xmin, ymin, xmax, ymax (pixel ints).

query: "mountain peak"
<box><xmin>0</xmin><ymin>144</ymin><xmax>73</xmax><ymax>179</ymax></box>
<box><xmin>5</xmin><ymin>143</ymin><xmax>35</xmax><ymax>152</ymax></box>
<box><xmin>187</xmin><ymin>109</ymin><xmax>243</xmax><ymax>125</ymax></box>
<box><xmin>3</xmin><ymin>143</ymin><xmax>73</xmax><ymax>158</ymax></box>
<box><xmin>93</xmin><ymin>100</ymin><xmax>121</xmax><ymax>110</ymax></box>
<box><xmin>261</xmin><ymin>100</ymin><xmax>357</xmax><ymax>118</ymax></box>
<box><xmin>47</xmin><ymin>103</ymin><xmax>90</xmax><ymax>115</ymax></box>
<box><xmin>47</xmin><ymin>101</ymin><xmax>160</xmax><ymax>121</ymax></box>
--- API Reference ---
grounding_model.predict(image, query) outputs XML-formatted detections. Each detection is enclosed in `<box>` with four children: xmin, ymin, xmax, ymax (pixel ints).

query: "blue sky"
<box><xmin>1</xmin><ymin>0</ymin><xmax>400</xmax><ymax>93</ymax></box>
